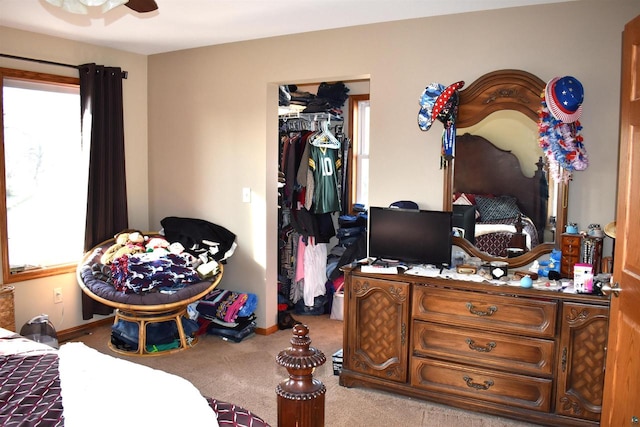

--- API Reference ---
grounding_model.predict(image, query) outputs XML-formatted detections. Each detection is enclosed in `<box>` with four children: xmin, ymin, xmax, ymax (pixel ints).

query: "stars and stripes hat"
<box><xmin>433</xmin><ymin>80</ymin><xmax>465</xmax><ymax>123</ymax></box>
<box><xmin>418</xmin><ymin>82</ymin><xmax>446</xmax><ymax>131</ymax></box>
<box><xmin>544</xmin><ymin>76</ymin><xmax>584</xmax><ymax>123</ymax></box>
<box><xmin>418</xmin><ymin>80</ymin><xmax>465</xmax><ymax>131</ymax></box>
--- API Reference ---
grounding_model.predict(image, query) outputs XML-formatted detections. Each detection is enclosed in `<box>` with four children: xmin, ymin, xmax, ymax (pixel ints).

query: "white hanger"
<box><xmin>310</xmin><ymin>119</ymin><xmax>340</xmax><ymax>149</ymax></box>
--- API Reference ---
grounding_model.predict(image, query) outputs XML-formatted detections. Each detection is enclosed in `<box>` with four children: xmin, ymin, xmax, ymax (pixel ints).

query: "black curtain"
<box><xmin>79</xmin><ymin>63</ymin><xmax>129</xmax><ymax>319</ymax></box>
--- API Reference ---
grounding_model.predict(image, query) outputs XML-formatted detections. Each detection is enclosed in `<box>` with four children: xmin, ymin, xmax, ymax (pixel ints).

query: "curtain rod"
<box><xmin>0</xmin><ymin>53</ymin><xmax>128</xmax><ymax>79</ymax></box>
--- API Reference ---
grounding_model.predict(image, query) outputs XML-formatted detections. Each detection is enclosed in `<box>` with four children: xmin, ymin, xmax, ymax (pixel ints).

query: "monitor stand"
<box><xmin>370</xmin><ymin>258</ymin><xmax>401</xmax><ymax>267</ymax></box>
<box><xmin>437</xmin><ymin>263</ymin><xmax>450</xmax><ymax>274</ymax></box>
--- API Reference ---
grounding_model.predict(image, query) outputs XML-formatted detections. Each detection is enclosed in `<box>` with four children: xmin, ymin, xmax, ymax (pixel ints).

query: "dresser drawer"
<box><xmin>412</xmin><ymin>285</ymin><xmax>557</xmax><ymax>338</ymax></box>
<box><xmin>561</xmin><ymin>254</ymin><xmax>580</xmax><ymax>263</ymax></box>
<box><xmin>562</xmin><ymin>244</ymin><xmax>581</xmax><ymax>256</ymax></box>
<box><xmin>562</xmin><ymin>235</ymin><xmax>581</xmax><ymax>247</ymax></box>
<box><xmin>412</xmin><ymin>322</ymin><xmax>555</xmax><ymax>376</ymax></box>
<box><xmin>411</xmin><ymin>358</ymin><xmax>552</xmax><ymax>412</ymax></box>
<box><xmin>562</xmin><ymin>234</ymin><xmax>582</xmax><ymax>256</ymax></box>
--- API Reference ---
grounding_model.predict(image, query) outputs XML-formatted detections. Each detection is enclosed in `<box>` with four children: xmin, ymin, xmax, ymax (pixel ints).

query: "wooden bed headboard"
<box><xmin>456</xmin><ymin>69</ymin><xmax>545</xmax><ymax>128</ymax></box>
<box><xmin>454</xmin><ymin>133</ymin><xmax>547</xmax><ymax>243</ymax></box>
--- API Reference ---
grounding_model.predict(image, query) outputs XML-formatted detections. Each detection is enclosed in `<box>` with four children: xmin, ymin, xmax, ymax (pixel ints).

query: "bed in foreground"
<box><xmin>0</xmin><ymin>327</ymin><xmax>269</xmax><ymax>427</ymax></box>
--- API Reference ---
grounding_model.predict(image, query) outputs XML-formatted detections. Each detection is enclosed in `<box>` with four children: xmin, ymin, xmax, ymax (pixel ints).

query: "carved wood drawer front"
<box><xmin>412</xmin><ymin>322</ymin><xmax>555</xmax><ymax>376</ymax></box>
<box><xmin>411</xmin><ymin>358</ymin><xmax>552</xmax><ymax>412</ymax></box>
<box><xmin>412</xmin><ymin>285</ymin><xmax>557</xmax><ymax>338</ymax></box>
<box><xmin>562</xmin><ymin>235</ymin><xmax>581</xmax><ymax>248</ymax></box>
<box><xmin>562</xmin><ymin>237</ymin><xmax>582</xmax><ymax>255</ymax></box>
<box><xmin>561</xmin><ymin>254</ymin><xmax>579</xmax><ymax>263</ymax></box>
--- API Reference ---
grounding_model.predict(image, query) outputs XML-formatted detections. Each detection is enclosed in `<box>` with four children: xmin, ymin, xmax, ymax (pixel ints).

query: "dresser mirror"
<box><xmin>443</xmin><ymin>69</ymin><xmax>568</xmax><ymax>268</ymax></box>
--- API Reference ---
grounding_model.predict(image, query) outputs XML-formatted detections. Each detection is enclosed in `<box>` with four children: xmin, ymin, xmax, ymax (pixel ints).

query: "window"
<box><xmin>348</xmin><ymin>94</ymin><xmax>370</xmax><ymax>212</ymax></box>
<box><xmin>0</xmin><ymin>68</ymin><xmax>87</xmax><ymax>282</ymax></box>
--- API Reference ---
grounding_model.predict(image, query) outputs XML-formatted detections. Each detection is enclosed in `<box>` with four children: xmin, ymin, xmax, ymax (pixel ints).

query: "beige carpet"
<box><xmin>67</xmin><ymin>314</ymin><xmax>537</xmax><ymax>427</ymax></box>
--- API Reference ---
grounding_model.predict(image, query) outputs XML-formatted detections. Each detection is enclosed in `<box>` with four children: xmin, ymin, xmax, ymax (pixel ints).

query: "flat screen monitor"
<box><xmin>368</xmin><ymin>207</ymin><xmax>453</xmax><ymax>266</ymax></box>
<box><xmin>453</xmin><ymin>205</ymin><xmax>476</xmax><ymax>245</ymax></box>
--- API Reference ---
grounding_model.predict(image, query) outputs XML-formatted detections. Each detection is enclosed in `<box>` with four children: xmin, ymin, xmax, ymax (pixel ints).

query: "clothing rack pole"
<box><xmin>0</xmin><ymin>53</ymin><xmax>128</xmax><ymax>79</ymax></box>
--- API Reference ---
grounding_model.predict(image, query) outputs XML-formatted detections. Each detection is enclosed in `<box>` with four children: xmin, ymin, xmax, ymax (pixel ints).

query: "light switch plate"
<box><xmin>242</xmin><ymin>187</ymin><xmax>251</xmax><ymax>203</ymax></box>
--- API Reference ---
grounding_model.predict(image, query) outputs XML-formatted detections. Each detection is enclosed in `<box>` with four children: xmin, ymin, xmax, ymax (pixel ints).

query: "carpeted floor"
<box><xmin>67</xmin><ymin>314</ymin><xmax>538</xmax><ymax>427</ymax></box>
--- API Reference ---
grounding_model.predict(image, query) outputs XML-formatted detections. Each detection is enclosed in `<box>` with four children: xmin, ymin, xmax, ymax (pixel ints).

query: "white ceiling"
<box><xmin>0</xmin><ymin>0</ymin><xmax>574</xmax><ymax>55</ymax></box>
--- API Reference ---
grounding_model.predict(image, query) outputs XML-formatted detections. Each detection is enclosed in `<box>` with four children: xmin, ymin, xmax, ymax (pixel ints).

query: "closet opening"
<box><xmin>277</xmin><ymin>79</ymin><xmax>370</xmax><ymax>322</ymax></box>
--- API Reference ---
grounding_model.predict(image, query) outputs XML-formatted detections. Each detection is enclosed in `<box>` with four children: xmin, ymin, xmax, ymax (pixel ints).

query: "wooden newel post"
<box><xmin>276</xmin><ymin>323</ymin><xmax>326</xmax><ymax>427</ymax></box>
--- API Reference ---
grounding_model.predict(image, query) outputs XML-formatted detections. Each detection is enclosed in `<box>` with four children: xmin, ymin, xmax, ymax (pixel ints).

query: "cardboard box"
<box><xmin>574</xmin><ymin>263</ymin><xmax>594</xmax><ymax>293</ymax></box>
<box><xmin>332</xmin><ymin>348</ymin><xmax>343</xmax><ymax>375</ymax></box>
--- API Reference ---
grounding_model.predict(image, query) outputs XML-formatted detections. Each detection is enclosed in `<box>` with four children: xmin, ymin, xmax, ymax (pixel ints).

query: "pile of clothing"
<box><xmin>279</xmin><ymin>81</ymin><xmax>350</xmax><ymax>115</ymax></box>
<box><xmin>193</xmin><ymin>289</ymin><xmax>258</xmax><ymax>343</ymax></box>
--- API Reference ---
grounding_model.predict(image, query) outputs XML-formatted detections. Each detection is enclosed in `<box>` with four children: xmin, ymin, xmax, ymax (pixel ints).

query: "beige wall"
<box><xmin>148</xmin><ymin>0</ymin><xmax>638</xmax><ymax>330</ymax></box>
<box><xmin>0</xmin><ymin>28</ymin><xmax>149</xmax><ymax>331</ymax></box>
<box><xmin>0</xmin><ymin>0</ymin><xmax>637</xmax><ymax>333</ymax></box>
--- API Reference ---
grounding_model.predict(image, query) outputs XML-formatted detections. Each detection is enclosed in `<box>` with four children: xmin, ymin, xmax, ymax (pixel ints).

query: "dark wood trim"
<box><xmin>347</xmin><ymin>94</ymin><xmax>369</xmax><ymax>214</ymax></box>
<box><xmin>457</xmin><ymin>69</ymin><xmax>545</xmax><ymax>128</ymax></box>
<box><xmin>453</xmin><ymin>237</ymin><xmax>556</xmax><ymax>269</ymax></box>
<box><xmin>57</xmin><ymin>316</ymin><xmax>114</xmax><ymax>343</ymax></box>
<box><xmin>255</xmin><ymin>324</ymin><xmax>279</xmax><ymax>336</ymax></box>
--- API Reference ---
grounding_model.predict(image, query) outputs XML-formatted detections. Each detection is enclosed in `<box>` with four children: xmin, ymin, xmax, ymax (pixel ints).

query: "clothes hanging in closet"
<box><xmin>290</xmin><ymin>235</ymin><xmax>328</xmax><ymax>307</ymax></box>
<box><xmin>278</xmin><ymin>111</ymin><xmax>346</xmax><ymax>309</ymax></box>
<box><xmin>308</xmin><ymin>145</ymin><xmax>341</xmax><ymax>214</ymax></box>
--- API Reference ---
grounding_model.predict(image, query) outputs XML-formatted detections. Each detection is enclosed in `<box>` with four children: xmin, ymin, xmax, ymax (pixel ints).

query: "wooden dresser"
<box><xmin>340</xmin><ymin>267</ymin><xmax>609</xmax><ymax>426</ymax></box>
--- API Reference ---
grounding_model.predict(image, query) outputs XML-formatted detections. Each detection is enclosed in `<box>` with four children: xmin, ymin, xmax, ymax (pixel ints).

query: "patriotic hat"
<box><xmin>418</xmin><ymin>81</ymin><xmax>465</xmax><ymax>131</ymax></box>
<box><xmin>418</xmin><ymin>82</ymin><xmax>446</xmax><ymax>131</ymax></box>
<box><xmin>433</xmin><ymin>81</ymin><xmax>465</xmax><ymax>122</ymax></box>
<box><xmin>544</xmin><ymin>76</ymin><xmax>584</xmax><ymax>123</ymax></box>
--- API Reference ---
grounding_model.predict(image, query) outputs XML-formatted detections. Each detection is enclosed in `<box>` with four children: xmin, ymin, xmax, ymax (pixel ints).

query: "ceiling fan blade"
<box><xmin>125</xmin><ymin>0</ymin><xmax>158</xmax><ymax>13</ymax></box>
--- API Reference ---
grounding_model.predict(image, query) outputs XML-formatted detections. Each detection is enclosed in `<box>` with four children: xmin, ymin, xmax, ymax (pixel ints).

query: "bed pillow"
<box><xmin>475</xmin><ymin>195</ymin><xmax>521</xmax><ymax>222</ymax></box>
<box><xmin>453</xmin><ymin>192</ymin><xmax>473</xmax><ymax>205</ymax></box>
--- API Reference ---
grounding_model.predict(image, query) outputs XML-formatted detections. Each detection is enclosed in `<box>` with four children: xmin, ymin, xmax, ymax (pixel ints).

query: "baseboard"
<box><xmin>59</xmin><ymin>317</ymin><xmax>280</xmax><ymax>341</ymax></box>
<box><xmin>57</xmin><ymin>316</ymin><xmax>114</xmax><ymax>343</ymax></box>
<box><xmin>255</xmin><ymin>324</ymin><xmax>278</xmax><ymax>336</ymax></box>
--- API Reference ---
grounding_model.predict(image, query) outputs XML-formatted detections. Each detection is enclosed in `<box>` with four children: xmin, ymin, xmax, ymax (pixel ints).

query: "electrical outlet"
<box><xmin>53</xmin><ymin>287</ymin><xmax>63</xmax><ymax>304</ymax></box>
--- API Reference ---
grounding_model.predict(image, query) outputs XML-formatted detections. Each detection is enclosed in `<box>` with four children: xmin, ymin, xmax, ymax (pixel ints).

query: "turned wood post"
<box><xmin>276</xmin><ymin>323</ymin><xmax>326</xmax><ymax>427</ymax></box>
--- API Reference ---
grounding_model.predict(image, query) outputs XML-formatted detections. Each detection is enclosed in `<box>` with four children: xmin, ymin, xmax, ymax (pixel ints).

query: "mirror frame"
<box><xmin>443</xmin><ymin>69</ymin><xmax>568</xmax><ymax>268</ymax></box>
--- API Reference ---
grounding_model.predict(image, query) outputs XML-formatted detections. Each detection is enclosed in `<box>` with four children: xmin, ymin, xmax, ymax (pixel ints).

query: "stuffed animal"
<box><xmin>145</xmin><ymin>237</ymin><xmax>169</xmax><ymax>252</ymax></box>
<box><xmin>100</xmin><ymin>230</ymin><xmax>147</xmax><ymax>265</ymax></box>
<box><xmin>538</xmin><ymin>249</ymin><xmax>562</xmax><ymax>278</ymax></box>
<box><xmin>144</xmin><ymin>236</ymin><xmax>171</xmax><ymax>258</ymax></box>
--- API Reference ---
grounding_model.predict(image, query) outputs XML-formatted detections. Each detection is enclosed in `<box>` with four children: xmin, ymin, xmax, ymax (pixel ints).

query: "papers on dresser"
<box><xmin>360</xmin><ymin>265</ymin><xmax>398</xmax><ymax>274</ymax></box>
<box><xmin>405</xmin><ymin>265</ymin><xmax>486</xmax><ymax>282</ymax></box>
<box><xmin>404</xmin><ymin>265</ymin><xmax>441</xmax><ymax>277</ymax></box>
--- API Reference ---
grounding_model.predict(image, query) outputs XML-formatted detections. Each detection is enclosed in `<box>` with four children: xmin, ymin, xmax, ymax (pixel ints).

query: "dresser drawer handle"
<box><xmin>465</xmin><ymin>338</ymin><xmax>496</xmax><ymax>353</ymax></box>
<box><xmin>466</xmin><ymin>303</ymin><xmax>498</xmax><ymax>317</ymax></box>
<box><xmin>463</xmin><ymin>376</ymin><xmax>494</xmax><ymax>390</ymax></box>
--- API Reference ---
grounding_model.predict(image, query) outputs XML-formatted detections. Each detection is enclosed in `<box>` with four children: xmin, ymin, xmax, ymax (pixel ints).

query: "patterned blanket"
<box><xmin>0</xmin><ymin>329</ymin><xmax>270</xmax><ymax>427</ymax></box>
<box><xmin>0</xmin><ymin>353</ymin><xmax>64</xmax><ymax>426</ymax></box>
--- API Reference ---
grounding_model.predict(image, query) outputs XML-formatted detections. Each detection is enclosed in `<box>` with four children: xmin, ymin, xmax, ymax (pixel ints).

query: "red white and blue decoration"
<box><xmin>538</xmin><ymin>76</ymin><xmax>588</xmax><ymax>183</ymax></box>
<box><xmin>418</xmin><ymin>80</ymin><xmax>465</xmax><ymax>167</ymax></box>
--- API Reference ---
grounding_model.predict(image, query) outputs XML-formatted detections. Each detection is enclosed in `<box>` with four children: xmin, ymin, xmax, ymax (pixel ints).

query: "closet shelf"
<box><xmin>279</xmin><ymin>111</ymin><xmax>342</xmax><ymax>122</ymax></box>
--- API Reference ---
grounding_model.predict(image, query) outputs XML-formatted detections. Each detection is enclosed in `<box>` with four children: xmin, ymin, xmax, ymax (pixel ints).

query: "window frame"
<box><xmin>0</xmin><ymin>67</ymin><xmax>81</xmax><ymax>283</ymax></box>
<box><xmin>347</xmin><ymin>93</ymin><xmax>370</xmax><ymax>214</ymax></box>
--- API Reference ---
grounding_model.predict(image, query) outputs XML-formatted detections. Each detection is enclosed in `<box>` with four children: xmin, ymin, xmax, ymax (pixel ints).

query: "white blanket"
<box><xmin>58</xmin><ymin>342</ymin><xmax>219</xmax><ymax>427</ymax></box>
